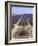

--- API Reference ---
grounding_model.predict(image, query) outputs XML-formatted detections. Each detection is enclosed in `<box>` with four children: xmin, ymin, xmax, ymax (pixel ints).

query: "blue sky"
<box><xmin>11</xmin><ymin>7</ymin><xmax>32</xmax><ymax>14</ymax></box>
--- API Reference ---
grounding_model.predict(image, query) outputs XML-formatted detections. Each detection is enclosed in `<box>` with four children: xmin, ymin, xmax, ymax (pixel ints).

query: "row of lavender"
<box><xmin>10</xmin><ymin>14</ymin><xmax>32</xmax><ymax>24</ymax></box>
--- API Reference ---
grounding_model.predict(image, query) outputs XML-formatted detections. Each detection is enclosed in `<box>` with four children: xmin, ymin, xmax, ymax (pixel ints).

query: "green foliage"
<box><xmin>19</xmin><ymin>28</ymin><xmax>29</xmax><ymax>36</ymax></box>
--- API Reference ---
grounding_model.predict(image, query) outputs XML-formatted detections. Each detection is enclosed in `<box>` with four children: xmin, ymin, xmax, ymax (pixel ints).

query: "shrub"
<box><xmin>19</xmin><ymin>28</ymin><xmax>29</xmax><ymax>36</ymax></box>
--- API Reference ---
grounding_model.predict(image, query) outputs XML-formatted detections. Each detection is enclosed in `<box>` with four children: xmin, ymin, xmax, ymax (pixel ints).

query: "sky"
<box><xmin>11</xmin><ymin>7</ymin><xmax>32</xmax><ymax>15</ymax></box>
